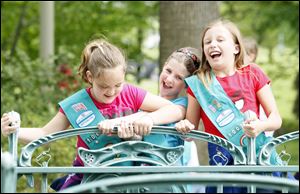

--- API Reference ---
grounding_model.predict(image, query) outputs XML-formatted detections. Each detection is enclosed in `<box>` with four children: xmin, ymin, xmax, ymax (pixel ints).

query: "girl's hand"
<box><xmin>1</xmin><ymin>112</ymin><xmax>21</xmax><ymax>137</ymax></box>
<box><xmin>132</xmin><ymin>114</ymin><xmax>154</xmax><ymax>136</ymax></box>
<box><xmin>97</xmin><ymin>120</ymin><xmax>117</xmax><ymax>136</ymax></box>
<box><xmin>175</xmin><ymin>119</ymin><xmax>195</xmax><ymax>134</ymax></box>
<box><xmin>243</xmin><ymin>110</ymin><xmax>263</xmax><ymax>138</ymax></box>
<box><xmin>117</xmin><ymin>120</ymin><xmax>135</xmax><ymax>139</ymax></box>
<box><xmin>243</xmin><ymin>118</ymin><xmax>264</xmax><ymax>138</ymax></box>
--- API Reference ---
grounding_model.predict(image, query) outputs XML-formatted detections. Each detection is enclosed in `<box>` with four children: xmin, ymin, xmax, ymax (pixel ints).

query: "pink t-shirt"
<box><xmin>59</xmin><ymin>83</ymin><xmax>147</xmax><ymax>165</ymax></box>
<box><xmin>187</xmin><ymin>64</ymin><xmax>270</xmax><ymax>138</ymax></box>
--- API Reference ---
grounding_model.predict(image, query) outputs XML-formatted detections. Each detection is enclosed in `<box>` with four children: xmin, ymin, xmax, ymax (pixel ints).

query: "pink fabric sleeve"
<box><xmin>59</xmin><ymin>107</ymin><xmax>65</xmax><ymax>114</ymax></box>
<box><xmin>123</xmin><ymin>84</ymin><xmax>147</xmax><ymax>111</ymax></box>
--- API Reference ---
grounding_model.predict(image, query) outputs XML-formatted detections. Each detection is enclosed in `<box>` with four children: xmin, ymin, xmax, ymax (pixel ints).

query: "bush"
<box><xmin>275</xmin><ymin>117</ymin><xmax>299</xmax><ymax>136</ymax></box>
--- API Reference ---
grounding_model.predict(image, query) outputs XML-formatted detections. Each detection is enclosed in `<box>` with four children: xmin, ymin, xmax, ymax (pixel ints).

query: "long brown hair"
<box><xmin>196</xmin><ymin>19</ymin><xmax>246</xmax><ymax>89</ymax></box>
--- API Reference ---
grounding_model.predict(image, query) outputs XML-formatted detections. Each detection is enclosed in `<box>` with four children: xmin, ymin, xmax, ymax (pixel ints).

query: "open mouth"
<box><xmin>104</xmin><ymin>94</ymin><xmax>115</xmax><ymax>98</ymax></box>
<box><xmin>210</xmin><ymin>51</ymin><xmax>222</xmax><ymax>59</ymax></box>
<box><xmin>163</xmin><ymin>82</ymin><xmax>172</xmax><ymax>89</ymax></box>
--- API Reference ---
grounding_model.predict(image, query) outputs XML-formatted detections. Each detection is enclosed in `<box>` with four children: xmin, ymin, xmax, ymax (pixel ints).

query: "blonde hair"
<box><xmin>196</xmin><ymin>19</ymin><xmax>246</xmax><ymax>89</ymax></box>
<box><xmin>78</xmin><ymin>39</ymin><xmax>127</xmax><ymax>83</ymax></box>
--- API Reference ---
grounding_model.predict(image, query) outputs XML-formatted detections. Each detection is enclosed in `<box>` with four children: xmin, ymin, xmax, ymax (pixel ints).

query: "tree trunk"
<box><xmin>159</xmin><ymin>1</ymin><xmax>220</xmax><ymax>165</ymax></box>
<box><xmin>40</xmin><ymin>1</ymin><xmax>54</xmax><ymax>64</ymax></box>
<box><xmin>159</xmin><ymin>1</ymin><xmax>219</xmax><ymax>71</ymax></box>
<box><xmin>10</xmin><ymin>1</ymin><xmax>28</xmax><ymax>59</ymax></box>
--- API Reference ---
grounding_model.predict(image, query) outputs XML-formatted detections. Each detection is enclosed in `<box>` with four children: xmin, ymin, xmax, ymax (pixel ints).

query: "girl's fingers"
<box><xmin>118</xmin><ymin>120</ymin><xmax>134</xmax><ymax>138</ymax></box>
<box><xmin>175</xmin><ymin>119</ymin><xmax>193</xmax><ymax>134</ymax></box>
<box><xmin>98</xmin><ymin>121</ymin><xmax>114</xmax><ymax>135</ymax></box>
<box><xmin>129</xmin><ymin>123</ymin><xmax>134</xmax><ymax>137</ymax></box>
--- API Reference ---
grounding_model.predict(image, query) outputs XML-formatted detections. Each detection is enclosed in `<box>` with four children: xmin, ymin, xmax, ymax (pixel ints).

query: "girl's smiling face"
<box><xmin>87</xmin><ymin>65</ymin><xmax>125</xmax><ymax>104</ymax></box>
<box><xmin>159</xmin><ymin>58</ymin><xmax>189</xmax><ymax>100</ymax></box>
<box><xmin>203</xmin><ymin>24</ymin><xmax>240</xmax><ymax>72</ymax></box>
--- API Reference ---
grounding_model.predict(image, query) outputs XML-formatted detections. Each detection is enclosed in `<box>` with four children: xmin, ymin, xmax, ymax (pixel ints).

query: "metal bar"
<box><xmin>247</xmin><ymin>137</ymin><xmax>256</xmax><ymax>165</ymax></box>
<box><xmin>41</xmin><ymin>162</ymin><xmax>48</xmax><ymax>193</ymax></box>
<box><xmin>59</xmin><ymin>173</ymin><xmax>299</xmax><ymax>193</ymax></box>
<box><xmin>217</xmin><ymin>184</ymin><xmax>223</xmax><ymax>193</ymax></box>
<box><xmin>15</xmin><ymin>165</ymin><xmax>299</xmax><ymax>174</ymax></box>
<box><xmin>1</xmin><ymin>152</ymin><xmax>17</xmax><ymax>193</ymax></box>
<box><xmin>247</xmin><ymin>136</ymin><xmax>257</xmax><ymax>193</ymax></box>
<box><xmin>8</xmin><ymin>133</ymin><xmax>18</xmax><ymax>163</ymax></box>
<box><xmin>7</xmin><ymin>111</ymin><xmax>20</xmax><ymax>163</ymax></box>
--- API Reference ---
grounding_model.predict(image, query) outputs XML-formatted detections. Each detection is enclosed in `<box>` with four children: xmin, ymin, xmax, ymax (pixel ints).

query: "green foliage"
<box><xmin>220</xmin><ymin>1</ymin><xmax>299</xmax><ymax>52</ymax></box>
<box><xmin>1</xmin><ymin>48</ymin><xmax>83</xmax><ymax>120</ymax></box>
<box><xmin>1</xmin><ymin>1</ymin><xmax>159</xmax><ymax>62</ymax></box>
<box><xmin>1</xmin><ymin>2</ymin><xmax>298</xmax><ymax>191</ymax></box>
<box><xmin>1</xmin><ymin>49</ymin><xmax>55</xmax><ymax>120</ymax></box>
<box><xmin>276</xmin><ymin>117</ymin><xmax>299</xmax><ymax>136</ymax></box>
<box><xmin>293</xmin><ymin>73</ymin><xmax>299</xmax><ymax>117</ymax></box>
<box><xmin>220</xmin><ymin>1</ymin><xmax>299</xmax><ymax>137</ymax></box>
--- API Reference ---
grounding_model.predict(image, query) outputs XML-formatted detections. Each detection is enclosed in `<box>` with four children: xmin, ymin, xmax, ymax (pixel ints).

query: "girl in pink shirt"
<box><xmin>1</xmin><ymin>39</ymin><xmax>185</xmax><ymax>191</ymax></box>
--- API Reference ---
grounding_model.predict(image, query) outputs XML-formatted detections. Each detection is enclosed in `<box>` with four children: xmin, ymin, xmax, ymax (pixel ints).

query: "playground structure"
<box><xmin>1</xmin><ymin>121</ymin><xmax>299</xmax><ymax>193</ymax></box>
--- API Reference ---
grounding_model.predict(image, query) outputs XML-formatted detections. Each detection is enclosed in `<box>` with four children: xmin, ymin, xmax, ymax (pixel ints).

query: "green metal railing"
<box><xmin>1</xmin><ymin>124</ymin><xmax>299</xmax><ymax>193</ymax></box>
<box><xmin>60</xmin><ymin>173</ymin><xmax>299</xmax><ymax>193</ymax></box>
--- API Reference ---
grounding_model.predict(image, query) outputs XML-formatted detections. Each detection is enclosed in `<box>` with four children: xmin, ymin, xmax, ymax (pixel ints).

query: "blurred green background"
<box><xmin>1</xmin><ymin>1</ymin><xmax>298</xmax><ymax>192</ymax></box>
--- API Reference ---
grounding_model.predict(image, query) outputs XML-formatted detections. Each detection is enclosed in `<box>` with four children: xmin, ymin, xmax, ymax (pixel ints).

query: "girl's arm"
<box><xmin>243</xmin><ymin>84</ymin><xmax>282</xmax><ymax>137</ymax></box>
<box><xmin>98</xmin><ymin>92</ymin><xmax>180</xmax><ymax>137</ymax></box>
<box><xmin>1</xmin><ymin>112</ymin><xmax>70</xmax><ymax>144</ymax></box>
<box><xmin>140</xmin><ymin>92</ymin><xmax>185</xmax><ymax>125</ymax></box>
<box><xmin>175</xmin><ymin>94</ymin><xmax>201</xmax><ymax>134</ymax></box>
<box><xmin>258</xmin><ymin>84</ymin><xmax>282</xmax><ymax>129</ymax></box>
<box><xmin>185</xmin><ymin>94</ymin><xmax>201</xmax><ymax>128</ymax></box>
<box><xmin>132</xmin><ymin>92</ymin><xmax>185</xmax><ymax>136</ymax></box>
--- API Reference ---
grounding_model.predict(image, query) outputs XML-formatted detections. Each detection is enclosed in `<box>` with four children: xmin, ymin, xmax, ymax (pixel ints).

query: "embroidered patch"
<box><xmin>72</xmin><ymin>103</ymin><xmax>87</xmax><ymax>112</ymax></box>
<box><xmin>76</xmin><ymin>110</ymin><xmax>95</xmax><ymax>127</ymax></box>
<box><xmin>208</xmin><ymin>105</ymin><xmax>216</xmax><ymax>113</ymax></box>
<box><xmin>212</xmin><ymin>99</ymin><xmax>222</xmax><ymax>109</ymax></box>
<box><xmin>216</xmin><ymin>109</ymin><xmax>235</xmax><ymax>127</ymax></box>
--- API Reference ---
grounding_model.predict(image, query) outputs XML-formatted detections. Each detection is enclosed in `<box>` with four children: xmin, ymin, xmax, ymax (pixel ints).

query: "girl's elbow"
<box><xmin>177</xmin><ymin>106</ymin><xmax>186</xmax><ymax>120</ymax></box>
<box><xmin>272</xmin><ymin>113</ymin><xmax>282</xmax><ymax>130</ymax></box>
<box><xmin>277</xmin><ymin>116</ymin><xmax>282</xmax><ymax>129</ymax></box>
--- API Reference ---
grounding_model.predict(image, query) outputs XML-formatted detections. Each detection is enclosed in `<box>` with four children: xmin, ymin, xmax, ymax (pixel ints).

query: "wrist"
<box><xmin>146</xmin><ymin>114</ymin><xmax>155</xmax><ymax>125</ymax></box>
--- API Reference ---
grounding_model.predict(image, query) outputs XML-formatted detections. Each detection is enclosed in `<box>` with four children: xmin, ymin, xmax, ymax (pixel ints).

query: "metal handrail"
<box><xmin>5</xmin><ymin>125</ymin><xmax>299</xmax><ymax>193</ymax></box>
<box><xmin>18</xmin><ymin>126</ymin><xmax>247</xmax><ymax>167</ymax></box>
<box><xmin>59</xmin><ymin>173</ymin><xmax>299</xmax><ymax>193</ymax></box>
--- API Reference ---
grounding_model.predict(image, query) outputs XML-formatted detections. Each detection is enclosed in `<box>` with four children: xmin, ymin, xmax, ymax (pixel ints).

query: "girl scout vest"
<box><xmin>185</xmin><ymin>73</ymin><xmax>281</xmax><ymax>165</ymax></box>
<box><xmin>59</xmin><ymin>89</ymin><xmax>121</xmax><ymax>150</ymax></box>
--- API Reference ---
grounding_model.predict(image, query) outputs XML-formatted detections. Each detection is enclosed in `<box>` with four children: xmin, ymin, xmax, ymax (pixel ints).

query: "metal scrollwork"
<box><xmin>258</xmin><ymin>131</ymin><xmax>299</xmax><ymax>165</ymax></box>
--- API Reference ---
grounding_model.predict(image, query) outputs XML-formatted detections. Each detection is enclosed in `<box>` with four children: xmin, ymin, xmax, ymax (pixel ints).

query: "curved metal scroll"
<box><xmin>78</xmin><ymin>141</ymin><xmax>184</xmax><ymax>167</ymax></box>
<box><xmin>79</xmin><ymin>141</ymin><xmax>186</xmax><ymax>193</ymax></box>
<box><xmin>258</xmin><ymin>131</ymin><xmax>299</xmax><ymax>165</ymax></box>
<box><xmin>60</xmin><ymin>173</ymin><xmax>299</xmax><ymax>193</ymax></box>
<box><xmin>19</xmin><ymin>126</ymin><xmax>246</xmax><ymax>167</ymax></box>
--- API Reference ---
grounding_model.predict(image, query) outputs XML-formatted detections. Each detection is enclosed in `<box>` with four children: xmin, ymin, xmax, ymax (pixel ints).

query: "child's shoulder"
<box><xmin>123</xmin><ymin>83</ymin><xmax>139</xmax><ymax>90</ymax></box>
<box><xmin>240</xmin><ymin>63</ymin><xmax>264</xmax><ymax>73</ymax></box>
<box><xmin>172</xmin><ymin>97</ymin><xmax>188</xmax><ymax>107</ymax></box>
<box><xmin>122</xmin><ymin>83</ymin><xmax>147</xmax><ymax>94</ymax></box>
